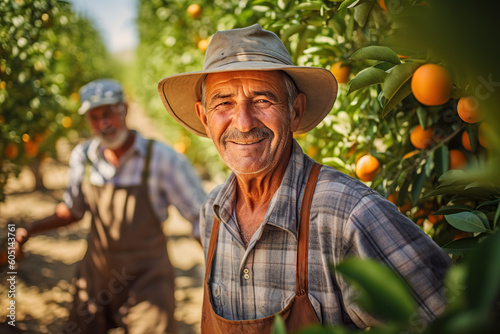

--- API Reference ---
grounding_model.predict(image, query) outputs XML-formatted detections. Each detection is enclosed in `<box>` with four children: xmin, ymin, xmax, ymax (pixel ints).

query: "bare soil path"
<box><xmin>0</xmin><ymin>101</ymin><xmax>206</xmax><ymax>333</ymax></box>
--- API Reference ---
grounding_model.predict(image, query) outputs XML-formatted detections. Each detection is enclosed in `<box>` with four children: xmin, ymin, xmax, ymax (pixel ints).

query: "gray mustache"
<box><xmin>221</xmin><ymin>127</ymin><xmax>272</xmax><ymax>143</ymax></box>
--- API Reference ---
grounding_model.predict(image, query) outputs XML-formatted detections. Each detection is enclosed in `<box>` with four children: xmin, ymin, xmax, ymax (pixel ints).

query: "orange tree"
<box><xmin>135</xmin><ymin>0</ymin><xmax>499</xmax><ymax>251</ymax></box>
<box><xmin>134</xmin><ymin>0</ymin><xmax>500</xmax><ymax>331</ymax></box>
<box><xmin>0</xmin><ymin>0</ymin><xmax>115</xmax><ymax>200</ymax></box>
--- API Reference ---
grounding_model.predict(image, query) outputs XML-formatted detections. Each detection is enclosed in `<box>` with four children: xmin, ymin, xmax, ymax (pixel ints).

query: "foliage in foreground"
<box><xmin>272</xmin><ymin>231</ymin><xmax>500</xmax><ymax>334</ymax></box>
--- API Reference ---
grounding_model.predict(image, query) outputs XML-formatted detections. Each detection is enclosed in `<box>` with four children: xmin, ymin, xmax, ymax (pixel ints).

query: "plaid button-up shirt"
<box><xmin>200</xmin><ymin>140</ymin><xmax>451</xmax><ymax>328</ymax></box>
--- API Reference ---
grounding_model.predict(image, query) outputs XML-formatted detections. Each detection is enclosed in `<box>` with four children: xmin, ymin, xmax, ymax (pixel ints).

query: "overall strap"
<box><xmin>205</xmin><ymin>217</ymin><xmax>221</xmax><ymax>283</ymax></box>
<box><xmin>296</xmin><ymin>162</ymin><xmax>322</xmax><ymax>295</ymax></box>
<box><xmin>141</xmin><ymin>139</ymin><xmax>155</xmax><ymax>184</ymax></box>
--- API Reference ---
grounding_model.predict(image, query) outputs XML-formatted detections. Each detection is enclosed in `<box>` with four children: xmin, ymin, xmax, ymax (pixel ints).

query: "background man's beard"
<box><xmin>98</xmin><ymin>128</ymin><xmax>129</xmax><ymax>149</ymax></box>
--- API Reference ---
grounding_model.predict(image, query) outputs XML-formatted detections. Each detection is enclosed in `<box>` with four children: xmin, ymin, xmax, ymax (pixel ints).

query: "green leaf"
<box><xmin>382</xmin><ymin>80</ymin><xmax>412</xmax><ymax>118</ymax></box>
<box><xmin>350</xmin><ymin>46</ymin><xmax>401</xmax><ymax>65</ymax></box>
<box><xmin>442</xmin><ymin>236</ymin><xmax>486</xmax><ymax>255</ymax></box>
<box><xmin>472</xmin><ymin>210</ymin><xmax>490</xmax><ymax>230</ymax></box>
<box><xmin>434</xmin><ymin>145</ymin><xmax>450</xmax><ymax>178</ymax></box>
<box><xmin>373</xmin><ymin>62</ymin><xmax>397</xmax><ymax>71</ymax></box>
<box><xmin>295</xmin><ymin>1</ymin><xmax>323</xmax><ymax>11</ymax></box>
<box><xmin>433</xmin><ymin>205</ymin><xmax>472</xmax><ymax>216</ymax></box>
<box><xmin>353</xmin><ymin>1</ymin><xmax>373</xmax><ymax>27</ymax></box>
<box><xmin>495</xmin><ymin>203</ymin><xmax>500</xmax><ymax>229</ymax></box>
<box><xmin>416</xmin><ymin>106</ymin><xmax>428</xmax><ymax>129</ymax></box>
<box><xmin>271</xmin><ymin>314</ymin><xmax>287</xmax><ymax>334</ymax></box>
<box><xmin>347</xmin><ymin>67</ymin><xmax>387</xmax><ymax>95</ymax></box>
<box><xmin>337</xmin><ymin>0</ymin><xmax>361</xmax><ymax>12</ymax></box>
<box><xmin>424</xmin><ymin>152</ymin><xmax>434</xmax><ymax>177</ymax></box>
<box><xmin>438</xmin><ymin>169</ymin><xmax>466</xmax><ymax>185</ymax></box>
<box><xmin>465</xmin><ymin>232</ymin><xmax>500</xmax><ymax>314</ymax></box>
<box><xmin>411</xmin><ymin>170</ymin><xmax>427</xmax><ymax>206</ymax></box>
<box><xmin>280</xmin><ymin>24</ymin><xmax>306</xmax><ymax>43</ymax></box>
<box><xmin>383</xmin><ymin>62</ymin><xmax>419</xmax><ymax>101</ymax></box>
<box><xmin>335</xmin><ymin>258</ymin><xmax>416</xmax><ymax>323</ymax></box>
<box><xmin>445</xmin><ymin>211</ymin><xmax>490</xmax><ymax>233</ymax></box>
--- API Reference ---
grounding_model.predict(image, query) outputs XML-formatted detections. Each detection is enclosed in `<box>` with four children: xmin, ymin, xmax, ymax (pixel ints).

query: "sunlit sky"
<box><xmin>69</xmin><ymin>0</ymin><xmax>138</xmax><ymax>54</ymax></box>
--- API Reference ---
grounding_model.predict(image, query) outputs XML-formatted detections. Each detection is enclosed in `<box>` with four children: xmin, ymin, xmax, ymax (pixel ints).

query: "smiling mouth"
<box><xmin>229</xmin><ymin>138</ymin><xmax>266</xmax><ymax>145</ymax></box>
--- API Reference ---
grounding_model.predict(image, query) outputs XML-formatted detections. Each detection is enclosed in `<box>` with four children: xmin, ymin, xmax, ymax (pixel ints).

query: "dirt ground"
<box><xmin>0</xmin><ymin>102</ymin><xmax>209</xmax><ymax>333</ymax></box>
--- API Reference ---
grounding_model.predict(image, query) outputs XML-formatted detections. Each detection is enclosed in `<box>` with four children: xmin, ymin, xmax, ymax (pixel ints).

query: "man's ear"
<box><xmin>290</xmin><ymin>92</ymin><xmax>306</xmax><ymax>133</ymax></box>
<box><xmin>195</xmin><ymin>101</ymin><xmax>211</xmax><ymax>139</ymax></box>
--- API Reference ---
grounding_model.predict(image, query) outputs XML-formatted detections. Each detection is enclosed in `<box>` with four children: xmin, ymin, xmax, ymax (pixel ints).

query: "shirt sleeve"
<box><xmin>338</xmin><ymin>193</ymin><xmax>452</xmax><ymax>328</ymax></box>
<box><xmin>158</xmin><ymin>144</ymin><xmax>207</xmax><ymax>239</ymax></box>
<box><xmin>62</xmin><ymin>142</ymin><xmax>89</xmax><ymax>220</ymax></box>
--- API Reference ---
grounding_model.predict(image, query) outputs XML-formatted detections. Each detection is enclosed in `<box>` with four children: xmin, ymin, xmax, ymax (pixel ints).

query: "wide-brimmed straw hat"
<box><xmin>157</xmin><ymin>24</ymin><xmax>338</xmax><ymax>137</ymax></box>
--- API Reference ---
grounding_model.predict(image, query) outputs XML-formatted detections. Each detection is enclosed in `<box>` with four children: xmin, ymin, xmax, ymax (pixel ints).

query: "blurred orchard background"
<box><xmin>1</xmin><ymin>0</ymin><xmax>499</xmax><ymax>333</ymax></box>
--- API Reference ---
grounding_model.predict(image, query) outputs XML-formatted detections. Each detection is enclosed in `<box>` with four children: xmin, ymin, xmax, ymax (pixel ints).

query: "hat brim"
<box><xmin>157</xmin><ymin>62</ymin><xmax>338</xmax><ymax>137</ymax></box>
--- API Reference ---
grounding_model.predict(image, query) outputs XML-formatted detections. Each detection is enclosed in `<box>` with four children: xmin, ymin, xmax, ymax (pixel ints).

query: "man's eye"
<box><xmin>255</xmin><ymin>99</ymin><xmax>271</xmax><ymax>106</ymax></box>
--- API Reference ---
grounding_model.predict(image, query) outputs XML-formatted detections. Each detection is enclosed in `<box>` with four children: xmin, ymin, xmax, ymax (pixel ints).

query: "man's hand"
<box><xmin>14</xmin><ymin>227</ymin><xmax>29</xmax><ymax>260</ymax></box>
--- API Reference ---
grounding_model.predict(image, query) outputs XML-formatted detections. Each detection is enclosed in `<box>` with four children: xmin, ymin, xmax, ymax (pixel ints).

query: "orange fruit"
<box><xmin>428</xmin><ymin>212</ymin><xmax>443</xmax><ymax>224</ymax></box>
<box><xmin>453</xmin><ymin>231</ymin><xmax>469</xmax><ymax>241</ymax></box>
<box><xmin>331</xmin><ymin>62</ymin><xmax>351</xmax><ymax>84</ymax></box>
<box><xmin>457</xmin><ymin>96</ymin><xmax>483</xmax><ymax>123</ymax></box>
<box><xmin>449</xmin><ymin>149</ymin><xmax>467</xmax><ymax>170</ymax></box>
<box><xmin>402</xmin><ymin>150</ymin><xmax>419</xmax><ymax>159</ymax></box>
<box><xmin>388</xmin><ymin>192</ymin><xmax>397</xmax><ymax>204</ymax></box>
<box><xmin>307</xmin><ymin>146</ymin><xmax>319</xmax><ymax>157</ymax></box>
<box><xmin>410</xmin><ymin>125</ymin><xmax>434</xmax><ymax>149</ymax></box>
<box><xmin>461</xmin><ymin>131</ymin><xmax>472</xmax><ymax>151</ymax></box>
<box><xmin>24</xmin><ymin>140</ymin><xmax>39</xmax><ymax>157</ymax></box>
<box><xmin>398</xmin><ymin>202</ymin><xmax>412</xmax><ymax>214</ymax></box>
<box><xmin>414</xmin><ymin>208</ymin><xmax>428</xmax><ymax>226</ymax></box>
<box><xmin>198</xmin><ymin>38</ymin><xmax>209</xmax><ymax>52</ymax></box>
<box><xmin>62</xmin><ymin>116</ymin><xmax>72</xmax><ymax>128</ymax></box>
<box><xmin>187</xmin><ymin>4</ymin><xmax>202</xmax><ymax>18</ymax></box>
<box><xmin>478</xmin><ymin>122</ymin><xmax>489</xmax><ymax>149</ymax></box>
<box><xmin>4</xmin><ymin>143</ymin><xmax>18</xmax><ymax>159</ymax></box>
<box><xmin>411</xmin><ymin>64</ymin><xmax>453</xmax><ymax>106</ymax></box>
<box><xmin>346</xmin><ymin>143</ymin><xmax>356</xmax><ymax>158</ymax></box>
<box><xmin>355</xmin><ymin>154</ymin><xmax>380</xmax><ymax>182</ymax></box>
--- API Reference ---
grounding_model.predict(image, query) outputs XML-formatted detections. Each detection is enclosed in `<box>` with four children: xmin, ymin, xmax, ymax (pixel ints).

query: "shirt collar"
<box><xmin>212</xmin><ymin>139</ymin><xmax>314</xmax><ymax>240</ymax></box>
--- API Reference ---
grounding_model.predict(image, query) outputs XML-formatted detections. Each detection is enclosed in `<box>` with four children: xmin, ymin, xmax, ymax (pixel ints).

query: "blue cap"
<box><xmin>78</xmin><ymin>79</ymin><xmax>125</xmax><ymax>114</ymax></box>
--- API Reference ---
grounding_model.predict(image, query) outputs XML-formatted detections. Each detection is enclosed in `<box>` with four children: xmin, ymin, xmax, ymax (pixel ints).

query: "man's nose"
<box><xmin>233</xmin><ymin>102</ymin><xmax>258</xmax><ymax>132</ymax></box>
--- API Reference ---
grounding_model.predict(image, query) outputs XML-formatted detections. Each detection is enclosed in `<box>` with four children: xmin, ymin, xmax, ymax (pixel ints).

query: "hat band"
<box><xmin>205</xmin><ymin>52</ymin><xmax>292</xmax><ymax>70</ymax></box>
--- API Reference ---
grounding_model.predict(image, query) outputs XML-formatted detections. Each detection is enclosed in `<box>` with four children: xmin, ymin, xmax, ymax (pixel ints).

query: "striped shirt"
<box><xmin>200</xmin><ymin>139</ymin><xmax>451</xmax><ymax>328</ymax></box>
<box><xmin>63</xmin><ymin>131</ymin><xmax>206</xmax><ymax>236</ymax></box>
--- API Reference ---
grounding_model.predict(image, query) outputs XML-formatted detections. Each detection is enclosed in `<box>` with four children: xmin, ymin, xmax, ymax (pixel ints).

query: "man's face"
<box><xmin>196</xmin><ymin>70</ymin><xmax>303</xmax><ymax>175</ymax></box>
<box><xmin>85</xmin><ymin>104</ymin><xmax>128</xmax><ymax>148</ymax></box>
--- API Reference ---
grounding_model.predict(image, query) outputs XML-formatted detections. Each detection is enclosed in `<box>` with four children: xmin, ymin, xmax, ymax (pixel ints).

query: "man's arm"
<box><xmin>15</xmin><ymin>202</ymin><xmax>79</xmax><ymax>253</ymax></box>
<box><xmin>338</xmin><ymin>193</ymin><xmax>452</xmax><ymax>327</ymax></box>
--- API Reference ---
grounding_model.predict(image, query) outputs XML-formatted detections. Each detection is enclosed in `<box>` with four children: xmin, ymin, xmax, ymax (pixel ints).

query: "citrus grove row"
<box><xmin>1</xmin><ymin>0</ymin><xmax>499</xmax><ymax>333</ymax></box>
<box><xmin>1</xmin><ymin>0</ymin><xmax>116</xmax><ymax>199</ymax></box>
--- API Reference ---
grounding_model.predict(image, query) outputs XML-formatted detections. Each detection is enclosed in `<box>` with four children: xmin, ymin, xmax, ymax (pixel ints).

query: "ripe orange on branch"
<box><xmin>411</xmin><ymin>64</ymin><xmax>453</xmax><ymax>106</ymax></box>
<box><xmin>461</xmin><ymin>131</ymin><xmax>472</xmax><ymax>151</ymax></box>
<box><xmin>4</xmin><ymin>143</ymin><xmax>19</xmax><ymax>160</ymax></box>
<box><xmin>187</xmin><ymin>4</ymin><xmax>202</xmax><ymax>18</ymax></box>
<box><xmin>355</xmin><ymin>154</ymin><xmax>380</xmax><ymax>182</ymax></box>
<box><xmin>330</xmin><ymin>62</ymin><xmax>351</xmax><ymax>84</ymax></box>
<box><xmin>449</xmin><ymin>149</ymin><xmax>467</xmax><ymax>170</ymax></box>
<box><xmin>457</xmin><ymin>96</ymin><xmax>483</xmax><ymax>123</ymax></box>
<box><xmin>410</xmin><ymin>125</ymin><xmax>434</xmax><ymax>149</ymax></box>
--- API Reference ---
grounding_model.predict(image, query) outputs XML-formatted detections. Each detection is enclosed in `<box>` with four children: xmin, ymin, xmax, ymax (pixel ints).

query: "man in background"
<box><xmin>16</xmin><ymin>79</ymin><xmax>206</xmax><ymax>334</ymax></box>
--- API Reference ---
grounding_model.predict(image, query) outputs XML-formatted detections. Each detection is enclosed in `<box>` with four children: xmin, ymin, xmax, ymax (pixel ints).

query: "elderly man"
<box><xmin>158</xmin><ymin>25</ymin><xmax>451</xmax><ymax>332</ymax></box>
<box><xmin>16</xmin><ymin>79</ymin><xmax>206</xmax><ymax>334</ymax></box>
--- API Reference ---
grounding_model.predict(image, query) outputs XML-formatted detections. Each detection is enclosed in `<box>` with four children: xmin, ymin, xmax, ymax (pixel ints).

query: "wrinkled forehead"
<box><xmin>204</xmin><ymin>70</ymin><xmax>284</xmax><ymax>95</ymax></box>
